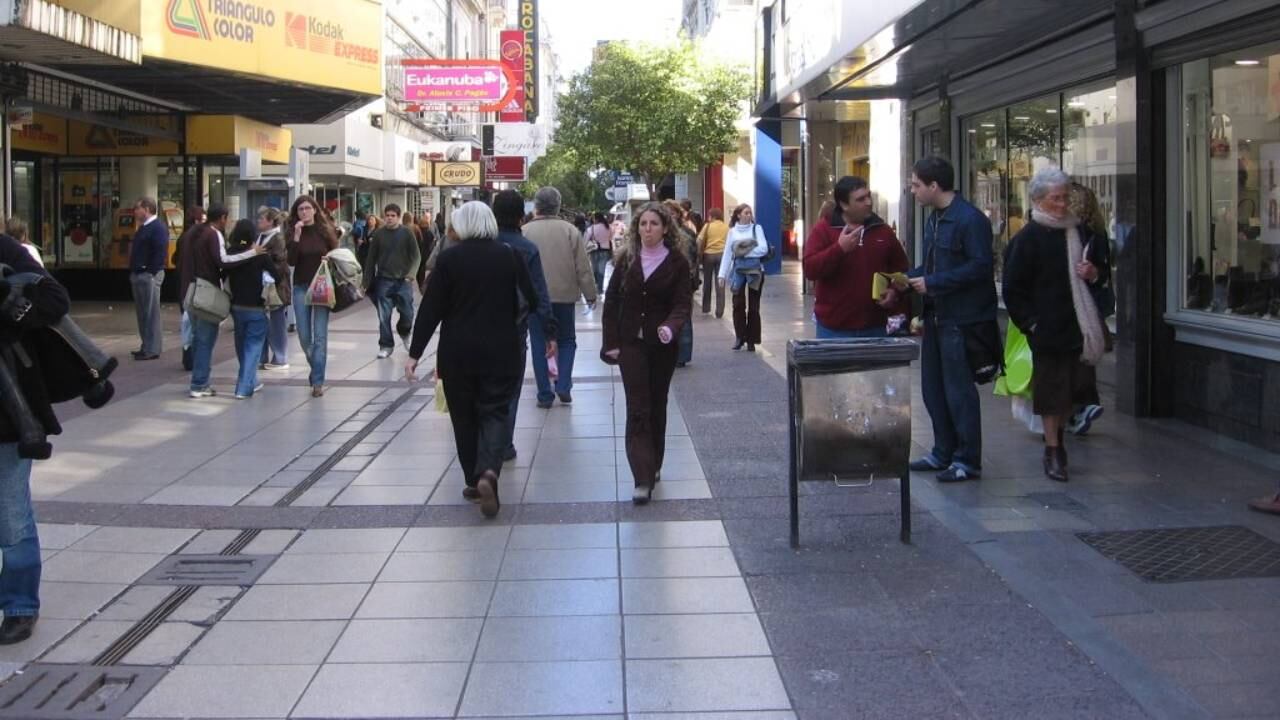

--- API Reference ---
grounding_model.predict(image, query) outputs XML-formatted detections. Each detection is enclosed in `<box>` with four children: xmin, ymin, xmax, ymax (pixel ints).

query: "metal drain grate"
<box><xmin>1078</xmin><ymin>525</ymin><xmax>1280</xmax><ymax>583</ymax></box>
<box><xmin>134</xmin><ymin>554</ymin><xmax>275</xmax><ymax>586</ymax></box>
<box><xmin>0</xmin><ymin>664</ymin><xmax>165</xmax><ymax>719</ymax></box>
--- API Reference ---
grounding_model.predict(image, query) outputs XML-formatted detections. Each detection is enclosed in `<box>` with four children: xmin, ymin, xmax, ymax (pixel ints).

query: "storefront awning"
<box><xmin>0</xmin><ymin>0</ymin><xmax>141</xmax><ymax>65</ymax></box>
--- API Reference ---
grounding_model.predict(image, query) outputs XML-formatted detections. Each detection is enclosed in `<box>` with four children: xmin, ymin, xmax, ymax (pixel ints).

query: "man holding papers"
<box><xmin>802</xmin><ymin>175</ymin><xmax>911</xmax><ymax>338</ymax></box>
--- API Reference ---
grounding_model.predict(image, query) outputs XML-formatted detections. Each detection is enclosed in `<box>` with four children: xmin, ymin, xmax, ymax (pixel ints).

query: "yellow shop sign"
<box><xmin>68</xmin><ymin>116</ymin><xmax>180</xmax><ymax>156</ymax></box>
<box><xmin>186</xmin><ymin>115</ymin><xmax>292</xmax><ymax>164</ymax></box>
<box><xmin>432</xmin><ymin>162</ymin><xmax>482</xmax><ymax>187</ymax></box>
<box><xmin>11</xmin><ymin>113</ymin><xmax>67</xmax><ymax>155</ymax></box>
<box><xmin>142</xmin><ymin>0</ymin><xmax>383</xmax><ymax>96</ymax></box>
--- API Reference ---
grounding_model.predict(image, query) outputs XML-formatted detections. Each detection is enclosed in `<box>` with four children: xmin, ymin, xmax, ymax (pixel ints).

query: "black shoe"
<box><xmin>462</xmin><ymin>485</ymin><xmax>480</xmax><ymax>502</ymax></box>
<box><xmin>732</xmin><ymin>340</ymin><xmax>745</xmax><ymax>350</ymax></box>
<box><xmin>536</xmin><ymin>399</ymin><xmax>554</xmax><ymax>409</ymax></box>
<box><xmin>288</xmin><ymin>324</ymin><xmax>296</xmax><ymax>333</ymax></box>
<box><xmin>557</xmin><ymin>392</ymin><xmax>573</xmax><ymax>404</ymax></box>
<box><xmin>134</xmin><ymin>353</ymin><xmax>159</xmax><ymax>361</ymax></box>
<box><xmin>0</xmin><ymin>615</ymin><xmax>37</xmax><ymax>645</ymax></box>
<box><xmin>477</xmin><ymin>471</ymin><xmax>500</xmax><ymax>518</ymax></box>
<box><xmin>937</xmin><ymin>465</ymin><xmax>979</xmax><ymax>483</ymax></box>
<box><xmin>676</xmin><ymin>362</ymin><xmax>687</xmax><ymax>368</ymax></box>
<box><xmin>130</xmin><ymin>350</ymin><xmax>146</xmax><ymax>359</ymax></box>
<box><xmin>746</xmin><ymin>343</ymin><xmax>756</xmax><ymax>352</ymax></box>
<box><xmin>909</xmin><ymin>456</ymin><xmax>945</xmax><ymax>472</ymax></box>
<box><xmin>503</xmin><ymin>446</ymin><xmax>517</xmax><ymax>462</ymax></box>
<box><xmin>1044</xmin><ymin>447</ymin><xmax>1068</xmax><ymax>482</ymax></box>
<box><xmin>632</xmin><ymin>484</ymin><xmax>653</xmax><ymax>504</ymax></box>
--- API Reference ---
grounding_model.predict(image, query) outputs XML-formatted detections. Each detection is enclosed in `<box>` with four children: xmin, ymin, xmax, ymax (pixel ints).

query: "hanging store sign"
<box><xmin>400</xmin><ymin>60</ymin><xmax>516</xmax><ymax>112</ymax></box>
<box><xmin>489</xmin><ymin>122</ymin><xmax>547</xmax><ymax>159</ymax></box>
<box><xmin>498</xmin><ymin>30</ymin><xmax>526</xmax><ymax>122</ymax></box>
<box><xmin>429</xmin><ymin>162</ymin><xmax>482</xmax><ymax>187</ymax></box>
<box><xmin>10</xmin><ymin>113</ymin><xmax>67</xmax><ymax>154</ymax></box>
<box><xmin>186</xmin><ymin>115</ymin><xmax>292</xmax><ymax>164</ymax></box>
<box><xmin>483</xmin><ymin>156</ymin><xmax>527</xmax><ymax>182</ymax></box>
<box><xmin>68</xmin><ymin>116</ymin><xmax>180</xmax><ymax>156</ymax></box>
<box><xmin>142</xmin><ymin>0</ymin><xmax>382</xmax><ymax>96</ymax></box>
<box><xmin>519</xmin><ymin>0</ymin><xmax>539</xmax><ymax>121</ymax></box>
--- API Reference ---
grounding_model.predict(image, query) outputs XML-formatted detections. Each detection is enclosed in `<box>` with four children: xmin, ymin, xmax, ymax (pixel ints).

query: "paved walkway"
<box><xmin>3</xmin><ymin>261</ymin><xmax>1278</xmax><ymax>718</ymax></box>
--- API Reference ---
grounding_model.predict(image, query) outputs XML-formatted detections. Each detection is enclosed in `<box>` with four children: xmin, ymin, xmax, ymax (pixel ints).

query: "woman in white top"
<box><xmin>717</xmin><ymin>203</ymin><xmax>769</xmax><ymax>351</ymax></box>
<box><xmin>5</xmin><ymin>217</ymin><xmax>41</xmax><ymax>267</ymax></box>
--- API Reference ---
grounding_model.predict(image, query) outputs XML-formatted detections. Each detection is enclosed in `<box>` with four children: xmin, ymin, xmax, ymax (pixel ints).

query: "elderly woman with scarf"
<box><xmin>1003</xmin><ymin>167</ymin><xmax>1107</xmax><ymax>482</ymax></box>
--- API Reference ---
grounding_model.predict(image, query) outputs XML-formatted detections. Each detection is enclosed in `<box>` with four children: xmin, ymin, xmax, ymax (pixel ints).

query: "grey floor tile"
<box><xmin>68</xmin><ymin>525</ymin><xmax>195</xmax><ymax>550</ymax></box>
<box><xmin>36</xmin><ymin>523</ymin><xmax>98</xmax><ymax>550</ymax></box>
<box><xmin>459</xmin><ymin>660</ymin><xmax>624</xmax><ymax>717</ymax></box>
<box><xmin>242</xmin><ymin>529</ymin><xmax>300</xmax><ymax>555</ymax></box>
<box><xmin>0</xmin><ymin>618</ymin><xmax>78</xmax><ymax>664</ymax></box>
<box><xmin>499</xmin><ymin>548</ymin><xmax>619</xmax><ymax>580</ymax></box>
<box><xmin>38</xmin><ymin>581</ymin><xmax>126</xmax><ymax>620</ymax></box>
<box><xmin>257</xmin><ymin>552</ymin><xmax>389</xmax><ymax>584</ymax></box>
<box><xmin>225</xmin><ymin>583</ymin><xmax>370</xmax><ymax>620</ymax></box>
<box><xmin>490</xmin><ymin>578</ymin><xmax>621</xmax><ymax>617</ymax></box>
<box><xmin>292</xmin><ymin>662</ymin><xmax>470</xmax><ymax>718</ymax></box>
<box><xmin>621</xmin><ymin>548</ymin><xmax>741</xmax><ymax>578</ymax></box>
<box><xmin>328</xmin><ymin>618</ymin><xmax>484</xmax><ymax>662</ymax></box>
<box><xmin>634</xmin><ymin>480</ymin><xmax>714</xmax><ymax>501</ymax></box>
<box><xmin>178</xmin><ymin>529</ymin><xmax>243</xmax><ymax>553</ymax></box>
<box><xmin>181</xmin><ymin>619</ymin><xmax>345</xmax><ymax>665</ymax></box>
<box><xmin>398</xmin><ymin>525</ymin><xmax>512</xmax><ymax>552</ymax></box>
<box><xmin>523</xmin><ymin>481</ymin><xmax>620</xmax><ymax>503</ymax></box>
<box><xmin>332</xmin><ymin>484</ymin><xmax>433</xmax><ymax>505</ymax></box>
<box><xmin>619</xmin><ymin>520</ymin><xmax>729</xmax><ymax>548</ymax></box>
<box><xmin>283</xmin><ymin>528</ymin><xmax>407</xmax><ymax>554</ymax></box>
<box><xmin>379</xmin><ymin>550</ymin><xmax>504</xmax><ymax>582</ymax></box>
<box><xmin>508</xmin><ymin>522</ymin><xmax>617</xmax><ymax>549</ymax></box>
<box><xmin>94</xmin><ymin>585</ymin><xmax>175</xmax><ymax>621</ymax></box>
<box><xmin>622</xmin><ymin>577</ymin><xmax>756</xmax><ymax>614</ymax></box>
<box><xmin>626</xmin><ymin>657</ymin><xmax>790</xmax><ymax>713</ymax></box>
<box><xmin>476</xmin><ymin>615</ymin><xmax>622</xmax><ymax>661</ymax></box>
<box><xmin>142</xmin><ymin>484</ymin><xmax>253</xmax><ymax>506</ymax></box>
<box><xmin>41</xmin><ymin>550</ymin><xmax>166</xmax><ymax>584</ymax></box>
<box><xmin>42</xmin><ymin>619</ymin><xmax>133</xmax><ymax>663</ymax></box>
<box><xmin>126</xmin><ymin>665</ymin><xmax>316</xmax><ymax>718</ymax></box>
<box><xmin>629</xmin><ymin>714</ymin><xmax>796</xmax><ymax>720</ymax></box>
<box><xmin>356</xmin><ymin>581</ymin><xmax>494</xmax><ymax>618</ymax></box>
<box><xmin>120</xmin><ymin>621</ymin><xmax>206</xmax><ymax>666</ymax></box>
<box><xmin>625</xmin><ymin>613</ymin><xmax>772</xmax><ymax>658</ymax></box>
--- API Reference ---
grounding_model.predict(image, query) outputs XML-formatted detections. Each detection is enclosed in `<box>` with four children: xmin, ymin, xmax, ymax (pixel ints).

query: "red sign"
<box><xmin>484</xmin><ymin>156</ymin><xmax>527</xmax><ymax>182</ymax></box>
<box><xmin>498</xmin><ymin>30</ymin><xmax>526</xmax><ymax>122</ymax></box>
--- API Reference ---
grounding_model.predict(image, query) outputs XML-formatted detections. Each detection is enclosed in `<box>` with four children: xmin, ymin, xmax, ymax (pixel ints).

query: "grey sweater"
<box><xmin>364</xmin><ymin>225</ymin><xmax>421</xmax><ymax>289</ymax></box>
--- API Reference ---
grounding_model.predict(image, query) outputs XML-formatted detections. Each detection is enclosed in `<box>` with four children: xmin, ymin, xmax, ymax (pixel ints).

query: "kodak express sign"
<box><xmin>143</xmin><ymin>0</ymin><xmax>382</xmax><ymax>96</ymax></box>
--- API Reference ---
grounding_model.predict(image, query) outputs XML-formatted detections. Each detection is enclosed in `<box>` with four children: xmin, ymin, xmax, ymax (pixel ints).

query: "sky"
<box><xmin>534</xmin><ymin>0</ymin><xmax>683</xmax><ymax>78</ymax></box>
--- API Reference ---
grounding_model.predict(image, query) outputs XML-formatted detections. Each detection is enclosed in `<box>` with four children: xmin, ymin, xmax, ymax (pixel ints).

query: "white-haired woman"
<box><xmin>600</xmin><ymin>202</ymin><xmax>692</xmax><ymax>504</ymax></box>
<box><xmin>1003</xmin><ymin>167</ymin><xmax>1107</xmax><ymax>482</ymax></box>
<box><xmin>405</xmin><ymin>201</ymin><xmax>539</xmax><ymax>518</ymax></box>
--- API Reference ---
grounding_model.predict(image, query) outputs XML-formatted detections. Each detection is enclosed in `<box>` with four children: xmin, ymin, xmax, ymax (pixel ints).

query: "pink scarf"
<box><xmin>640</xmin><ymin>244</ymin><xmax>668</xmax><ymax>280</ymax></box>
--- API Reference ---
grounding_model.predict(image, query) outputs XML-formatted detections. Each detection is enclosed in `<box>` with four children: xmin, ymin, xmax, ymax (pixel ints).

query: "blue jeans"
<box><xmin>528</xmin><ymin>303</ymin><xmax>577</xmax><ymax>403</ymax></box>
<box><xmin>260</xmin><ymin>306</ymin><xmax>289</xmax><ymax>365</ymax></box>
<box><xmin>815</xmin><ymin>319</ymin><xmax>887</xmax><ymax>339</ymax></box>
<box><xmin>590</xmin><ymin>250</ymin><xmax>610</xmax><ymax>297</ymax></box>
<box><xmin>677</xmin><ymin>318</ymin><xmax>693</xmax><ymax>364</ymax></box>
<box><xmin>0</xmin><ymin>444</ymin><xmax>40</xmax><ymax>617</ymax></box>
<box><xmin>373</xmin><ymin>278</ymin><xmax>415</xmax><ymax>349</ymax></box>
<box><xmin>506</xmin><ymin>336</ymin><xmax>528</xmax><ymax>453</ymax></box>
<box><xmin>232</xmin><ymin>308</ymin><xmax>268</xmax><ymax>397</ymax></box>
<box><xmin>920</xmin><ymin>313</ymin><xmax>982</xmax><ymax>472</ymax></box>
<box><xmin>189</xmin><ymin>315</ymin><xmax>221</xmax><ymax>391</ymax></box>
<box><xmin>292</xmin><ymin>285</ymin><xmax>331</xmax><ymax>387</ymax></box>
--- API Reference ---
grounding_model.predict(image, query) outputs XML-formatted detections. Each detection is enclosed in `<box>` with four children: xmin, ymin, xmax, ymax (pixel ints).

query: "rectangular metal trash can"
<box><xmin>787</xmin><ymin>338</ymin><xmax>919</xmax><ymax>546</ymax></box>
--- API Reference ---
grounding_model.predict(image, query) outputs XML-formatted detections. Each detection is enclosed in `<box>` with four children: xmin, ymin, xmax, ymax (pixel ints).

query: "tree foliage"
<box><xmin>554</xmin><ymin>40</ymin><xmax>750</xmax><ymax>195</ymax></box>
<box><xmin>519</xmin><ymin>145</ymin><xmax>609</xmax><ymax>212</ymax></box>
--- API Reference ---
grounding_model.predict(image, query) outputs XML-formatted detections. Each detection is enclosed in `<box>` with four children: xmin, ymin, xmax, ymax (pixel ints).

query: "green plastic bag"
<box><xmin>994</xmin><ymin>323</ymin><xmax>1033</xmax><ymax>398</ymax></box>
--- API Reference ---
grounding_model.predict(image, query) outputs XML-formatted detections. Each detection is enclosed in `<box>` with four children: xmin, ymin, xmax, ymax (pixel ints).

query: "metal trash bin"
<box><xmin>787</xmin><ymin>338</ymin><xmax>920</xmax><ymax>546</ymax></box>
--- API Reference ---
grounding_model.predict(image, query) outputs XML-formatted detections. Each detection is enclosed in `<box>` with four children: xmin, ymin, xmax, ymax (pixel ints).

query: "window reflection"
<box><xmin>966</xmin><ymin>108</ymin><xmax>1006</xmax><ymax>276</ymax></box>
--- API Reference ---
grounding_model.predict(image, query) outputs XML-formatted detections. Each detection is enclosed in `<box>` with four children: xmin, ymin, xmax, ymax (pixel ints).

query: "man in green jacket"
<box><xmin>364</xmin><ymin>204</ymin><xmax>421</xmax><ymax>359</ymax></box>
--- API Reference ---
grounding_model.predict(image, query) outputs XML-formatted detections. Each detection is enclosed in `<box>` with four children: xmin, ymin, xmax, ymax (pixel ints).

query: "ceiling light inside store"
<box><xmin>981</xmin><ymin>123</ymin><xmax>996</xmax><ymax>128</ymax></box>
<box><xmin>1235</xmin><ymin>60</ymin><xmax>1261</xmax><ymax>66</ymax></box>
<box><xmin>1013</xmin><ymin>116</ymin><xmax>1030</xmax><ymax>121</ymax></box>
<box><xmin>1046</xmin><ymin>109</ymin><xmax>1058</xmax><ymax>114</ymax></box>
<box><xmin>1068</xmin><ymin>101</ymin><xmax>1086</xmax><ymax>108</ymax></box>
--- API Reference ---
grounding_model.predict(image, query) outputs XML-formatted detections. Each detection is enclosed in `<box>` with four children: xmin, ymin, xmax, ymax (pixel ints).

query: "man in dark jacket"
<box><xmin>129</xmin><ymin>197</ymin><xmax>169</xmax><ymax>360</ymax></box>
<box><xmin>0</xmin><ymin>233</ymin><xmax>71</xmax><ymax>644</ymax></box>
<box><xmin>364</xmin><ymin>204</ymin><xmax>421</xmax><ymax>359</ymax></box>
<box><xmin>803</xmin><ymin>176</ymin><xmax>910</xmax><ymax>337</ymax></box>
<box><xmin>903</xmin><ymin>156</ymin><xmax>997</xmax><ymax>483</ymax></box>
<box><xmin>493</xmin><ymin>190</ymin><xmax>556</xmax><ymax>463</ymax></box>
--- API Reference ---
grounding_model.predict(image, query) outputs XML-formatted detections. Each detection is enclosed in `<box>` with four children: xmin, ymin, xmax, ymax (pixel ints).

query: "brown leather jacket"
<box><xmin>600</xmin><ymin>247</ymin><xmax>692</xmax><ymax>359</ymax></box>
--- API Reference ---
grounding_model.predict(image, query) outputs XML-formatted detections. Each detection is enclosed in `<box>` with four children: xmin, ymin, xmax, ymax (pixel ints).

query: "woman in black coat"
<box><xmin>404</xmin><ymin>201</ymin><xmax>539</xmax><ymax>518</ymax></box>
<box><xmin>1003</xmin><ymin>168</ymin><xmax>1108</xmax><ymax>482</ymax></box>
<box><xmin>600</xmin><ymin>202</ymin><xmax>692</xmax><ymax>504</ymax></box>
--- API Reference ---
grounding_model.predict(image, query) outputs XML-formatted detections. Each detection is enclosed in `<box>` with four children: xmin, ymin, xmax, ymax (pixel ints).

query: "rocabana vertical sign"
<box><xmin>519</xmin><ymin>0</ymin><xmax>538</xmax><ymax>122</ymax></box>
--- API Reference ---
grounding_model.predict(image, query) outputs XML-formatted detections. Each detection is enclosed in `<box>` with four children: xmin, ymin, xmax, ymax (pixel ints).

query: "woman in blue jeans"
<box><xmin>226</xmin><ymin>219</ymin><xmax>283</xmax><ymax>398</ymax></box>
<box><xmin>286</xmin><ymin>196</ymin><xmax>340</xmax><ymax>397</ymax></box>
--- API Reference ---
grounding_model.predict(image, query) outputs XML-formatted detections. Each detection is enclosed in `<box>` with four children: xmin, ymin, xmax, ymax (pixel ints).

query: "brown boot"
<box><xmin>1044</xmin><ymin>446</ymin><xmax>1068</xmax><ymax>482</ymax></box>
<box><xmin>476</xmin><ymin>471</ymin><xmax>500</xmax><ymax>518</ymax></box>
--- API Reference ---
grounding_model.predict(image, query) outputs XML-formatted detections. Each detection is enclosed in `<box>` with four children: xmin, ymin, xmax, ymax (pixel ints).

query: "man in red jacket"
<box><xmin>803</xmin><ymin>176</ymin><xmax>910</xmax><ymax>337</ymax></box>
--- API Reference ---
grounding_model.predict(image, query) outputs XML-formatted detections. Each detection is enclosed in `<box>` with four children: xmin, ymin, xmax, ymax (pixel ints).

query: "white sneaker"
<box><xmin>399</xmin><ymin>334</ymin><xmax>412</xmax><ymax>353</ymax></box>
<box><xmin>377</xmin><ymin>347</ymin><xmax>392</xmax><ymax>359</ymax></box>
<box><xmin>189</xmin><ymin>387</ymin><xmax>216</xmax><ymax>398</ymax></box>
<box><xmin>263</xmin><ymin>363</ymin><xmax>290</xmax><ymax>370</ymax></box>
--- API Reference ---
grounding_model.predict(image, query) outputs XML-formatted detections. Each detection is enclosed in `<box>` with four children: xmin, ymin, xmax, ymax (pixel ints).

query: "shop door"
<box><xmin>11</xmin><ymin>159</ymin><xmax>39</xmax><ymax>255</ymax></box>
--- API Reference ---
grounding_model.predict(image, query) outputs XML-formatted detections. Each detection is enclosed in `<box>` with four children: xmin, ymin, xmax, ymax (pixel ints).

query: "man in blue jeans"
<box><xmin>902</xmin><ymin>156</ymin><xmax>997</xmax><ymax>483</ymax></box>
<box><xmin>0</xmin><ymin>233</ymin><xmax>72</xmax><ymax>644</ymax></box>
<box><xmin>363</xmin><ymin>204</ymin><xmax>421</xmax><ymax>359</ymax></box>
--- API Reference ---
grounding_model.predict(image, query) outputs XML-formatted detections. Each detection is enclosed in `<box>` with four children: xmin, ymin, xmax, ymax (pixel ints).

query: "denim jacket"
<box><xmin>908</xmin><ymin>195</ymin><xmax>997</xmax><ymax>326</ymax></box>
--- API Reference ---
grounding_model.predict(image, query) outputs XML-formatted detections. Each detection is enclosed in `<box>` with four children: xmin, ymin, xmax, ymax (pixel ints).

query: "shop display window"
<box><xmin>1179</xmin><ymin>43</ymin><xmax>1280</xmax><ymax>323</ymax></box>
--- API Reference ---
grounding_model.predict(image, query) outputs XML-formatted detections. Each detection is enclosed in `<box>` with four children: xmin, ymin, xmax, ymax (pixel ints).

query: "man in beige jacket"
<box><xmin>522</xmin><ymin>186</ymin><xmax>597</xmax><ymax>408</ymax></box>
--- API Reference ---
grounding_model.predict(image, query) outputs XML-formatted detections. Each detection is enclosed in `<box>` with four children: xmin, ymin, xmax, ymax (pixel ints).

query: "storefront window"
<box><xmin>967</xmin><ymin>108</ymin><xmax>1007</xmax><ymax>273</ymax></box>
<box><xmin>1180</xmin><ymin>44</ymin><xmax>1280</xmax><ymax>322</ymax></box>
<box><xmin>1008</xmin><ymin>94</ymin><xmax>1061</xmax><ymax>237</ymax></box>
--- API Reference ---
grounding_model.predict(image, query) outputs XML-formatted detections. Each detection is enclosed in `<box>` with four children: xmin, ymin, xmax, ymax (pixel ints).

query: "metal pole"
<box><xmin>788</xmin><ymin>362</ymin><xmax>800</xmax><ymax>548</ymax></box>
<box><xmin>3</xmin><ymin>97</ymin><xmax>12</xmax><ymax>220</ymax></box>
<box><xmin>899</xmin><ymin>470</ymin><xmax>911</xmax><ymax>544</ymax></box>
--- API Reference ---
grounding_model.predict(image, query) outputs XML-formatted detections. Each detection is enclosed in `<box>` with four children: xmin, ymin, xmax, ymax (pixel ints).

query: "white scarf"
<box><xmin>1031</xmin><ymin>209</ymin><xmax>1105</xmax><ymax>366</ymax></box>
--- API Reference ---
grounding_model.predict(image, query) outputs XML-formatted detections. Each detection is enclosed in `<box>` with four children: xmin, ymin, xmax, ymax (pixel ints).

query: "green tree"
<box><xmin>519</xmin><ymin>144</ymin><xmax>608</xmax><ymax>212</ymax></box>
<box><xmin>554</xmin><ymin>40</ymin><xmax>750</xmax><ymax>198</ymax></box>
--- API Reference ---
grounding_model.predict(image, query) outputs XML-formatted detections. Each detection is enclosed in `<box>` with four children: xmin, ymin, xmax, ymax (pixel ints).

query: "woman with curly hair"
<box><xmin>285</xmin><ymin>195</ymin><xmax>341</xmax><ymax>397</ymax></box>
<box><xmin>600</xmin><ymin>202</ymin><xmax>692</xmax><ymax>504</ymax></box>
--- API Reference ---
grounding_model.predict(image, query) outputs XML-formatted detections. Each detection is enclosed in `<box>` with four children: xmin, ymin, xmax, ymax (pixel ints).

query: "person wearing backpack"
<box><xmin>717</xmin><ymin>203</ymin><xmax>770</xmax><ymax>351</ymax></box>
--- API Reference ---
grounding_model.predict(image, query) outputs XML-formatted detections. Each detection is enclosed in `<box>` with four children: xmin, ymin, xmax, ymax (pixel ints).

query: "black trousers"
<box><xmin>619</xmin><ymin>338</ymin><xmax>678</xmax><ymax>488</ymax></box>
<box><xmin>732</xmin><ymin>278</ymin><xmax>764</xmax><ymax>344</ymax></box>
<box><xmin>701</xmin><ymin>254</ymin><xmax>725</xmax><ymax>317</ymax></box>
<box><xmin>443</xmin><ymin>371</ymin><xmax>520</xmax><ymax>492</ymax></box>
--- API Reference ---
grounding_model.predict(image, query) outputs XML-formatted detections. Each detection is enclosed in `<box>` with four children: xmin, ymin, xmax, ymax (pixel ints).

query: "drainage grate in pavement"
<box><xmin>0</xmin><ymin>664</ymin><xmax>166</xmax><ymax>719</ymax></box>
<box><xmin>1078</xmin><ymin>525</ymin><xmax>1280</xmax><ymax>583</ymax></box>
<box><xmin>134</xmin><ymin>554</ymin><xmax>276</xmax><ymax>586</ymax></box>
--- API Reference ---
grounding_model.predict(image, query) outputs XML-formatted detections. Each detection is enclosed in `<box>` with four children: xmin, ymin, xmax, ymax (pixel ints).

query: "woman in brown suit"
<box><xmin>601</xmin><ymin>202</ymin><xmax>692</xmax><ymax>504</ymax></box>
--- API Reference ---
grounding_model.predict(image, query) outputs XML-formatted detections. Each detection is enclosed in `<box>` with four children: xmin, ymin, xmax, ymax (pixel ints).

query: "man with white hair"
<box><xmin>521</xmin><ymin>186</ymin><xmax>597</xmax><ymax>408</ymax></box>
